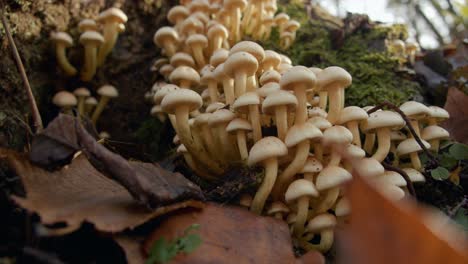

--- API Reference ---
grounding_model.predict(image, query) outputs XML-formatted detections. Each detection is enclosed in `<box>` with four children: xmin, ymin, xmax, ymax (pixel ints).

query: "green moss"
<box><xmin>262</xmin><ymin>3</ymin><xmax>421</xmax><ymax>107</ymax></box>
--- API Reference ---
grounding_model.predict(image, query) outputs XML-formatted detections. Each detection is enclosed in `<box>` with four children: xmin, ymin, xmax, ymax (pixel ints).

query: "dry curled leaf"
<box><xmin>443</xmin><ymin>87</ymin><xmax>468</xmax><ymax>144</ymax></box>
<box><xmin>2</xmin><ymin>149</ymin><xmax>204</xmax><ymax>234</ymax></box>
<box><xmin>339</xmin><ymin>172</ymin><xmax>468</xmax><ymax>264</ymax></box>
<box><xmin>116</xmin><ymin>203</ymin><xmax>324</xmax><ymax>264</ymax></box>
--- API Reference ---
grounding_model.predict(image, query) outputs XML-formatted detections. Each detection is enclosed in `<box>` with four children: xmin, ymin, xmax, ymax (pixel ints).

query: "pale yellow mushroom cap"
<box><xmin>343</xmin><ymin>143</ymin><xmax>366</xmax><ymax>159</ymax></box>
<box><xmin>208</xmin><ymin>109</ymin><xmax>236</xmax><ymax>126</ymax></box>
<box><xmin>322</xmin><ymin>125</ymin><xmax>353</xmax><ymax>146</ymax></box>
<box><xmin>285</xmin><ymin>179</ymin><xmax>319</xmax><ymax>203</ymax></box>
<box><xmin>284</xmin><ymin>123</ymin><xmax>323</xmax><ymax>148</ymax></box>
<box><xmin>280</xmin><ymin>66</ymin><xmax>316</xmax><ymax>91</ymax></box>
<box><xmin>396</xmin><ymin>138</ymin><xmax>431</xmax><ymax>156</ymax></box>
<box><xmin>170</xmin><ymin>52</ymin><xmax>195</xmax><ymax>68</ymax></box>
<box><xmin>361</xmin><ymin>110</ymin><xmax>405</xmax><ymax>133</ymax></box>
<box><xmin>97</xmin><ymin>7</ymin><xmax>128</xmax><ymax>24</ymax></box>
<box><xmin>399</xmin><ymin>101</ymin><xmax>431</xmax><ymax>120</ymax></box>
<box><xmin>207</xmin><ymin>23</ymin><xmax>229</xmax><ymax>40</ymax></box>
<box><xmin>51</xmin><ymin>32</ymin><xmax>73</xmax><ymax>46</ymax></box>
<box><xmin>73</xmin><ymin>87</ymin><xmax>90</xmax><ymax>97</ymax></box>
<box><xmin>180</xmin><ymin>17</ymin><xmax>204</xmax><ymax>35</ymax></box>
<box><xmin>279</xmin><ymin>54</ymin><xmax>292</xmax><ymax>65</ymax></box>
<box><xmin>159</xmin><ymin>64</ymin><xmax>174</xmax><ymax>77</ymax></box>
<box><xmin>261</xmin><ymin>50</ymin><xmax>282</xmax><ymax>70</ymax></box>
<box><xmin>421</xmin><ymin>125</ymin><xmax>450</xmax><ymax>141</ymax></box>
<box><xmin>229</xmin><ymin>41</ymin><xmax>265</xmax><ymax>63</ymax></box>
<box><xmin>307</xmin><ymin>116</ymin><xmax>332</xmax><ymax>130</ymax></box>
<box><xmin>167</xmin><ymin>5</ymin><xmax>189</xmax><ymax>24</ymax></box>
<box><xmin>224</xmin><ymin>0</ymin><xmax>247</xmax><ymax>10</ymax></box>
<box><xmin>376</xmin><ymin>171</ymin><xmax>407</xmax><ymax>187</ymax></box>
<box><xmin>259</xmin><ymin>70</ymin><xmax>281</xmax><ymax>86</ymax></box>
<box><xmin>257</xmin><ymin>82</ymin><xmax>281</xmax><ymax>98</ymax></box>
<box><xmin>267</xmin><ymin>201</ymin><xmax>290</xmax><ymax>216</ymax></box>
<box><xmin>300</xmin><ymin>156</ymin><xmax>323</xmax><ymax>174</ymax></box>
<box><xmin>402</xmin><ymin>168</ymin><xmax>426</xmax><ymax>182</ymax></box>
<box><xmin>210</xmin><ymin>49</ymin><xmax>229</xmax><ymax>67</ymax></box>
<box><xmin>226</xmin><ymin>118</ymin><xmax>252</xmax><ymax>133</ymax></box>
<box><xmin>306</xmin><ymin>213</ymin><xmax>337</xmax><ymax>233</ymax></box>
<box><xmin>391</xmin><ymin>131</ymin><xmax>407</xmax><ymax>141</ymax></box>
<box><xmin>316</xmin><ymin>166</ymin><xmax>352</xmax><ymax>191</ymax></box>
<box><xmin>79</xmin><ymin>31</ymin><xmax>104</xmax><ymax>45</ymax></box>
<box><xmin>78</xmin><ymin>19</ymin><xmax>98</xmax><ymax>32</ymax></box>
<box><xmin>248</xmin><ymin>136</ymin><xmax>288</xmax><ymax>166</ymax></box>
<box><xmin>169</xmin><ymin>66</ymin><xmax>200</xmax><ymax>88</ymax></box>
<box><xmin>154</xmin><ymin>84</ymin><xmax>179</xmax><ymax>105</ymax></box>
<box><xmin>97</xmin><ymin>85</ymin><xmax>119</xmax><ymax>98</ymax></box>
<box><xmin>262</xmin><ymin>90</ymin><xmax>297</xmax><ymax>114</ymax></box>
<box><xmin>53</xmin><ymin>91</ymin><xmax>77</xmax><ymax>108</ymax></box>
<box><xmin>316</xmin><ymin>66</ymin><xmax>352</xmax><ymax>91</ymax></box>
<box><xmin>85</xmin><ymin>96</ymin><xmax>98</xmax><ymax>106</ymax></box>
<box><xmin>224</xmin><ymin>51</ymin><xmax>258</xmax><ymax>77</ymax></box>
<box><xmin>284</xmin><ymin>20</ymin><xmax>301</xmax><ymax>32</ymax></box>
<box><xmin>274</xmin><ymin>13</ymin><xmax>290</xmax><ymax>26</ymax></box>
<box><xmin>153</xmin><ymin>27</ymin><xmax>179</xmax><ymax>47</ymax></box>
<box><xmin>338</xmin><ymin>106</ymin><xmax>368</xmax><ymax>124</ymax></box>
<box><xmin>186</xmin><ymin>33</ymin><xmax>208</xmax><ymax>47</ymax></box>
<box><xmin>428</xmin><ymin>106</ymin><xmax>449</xmax><ymax>122</ymax></box>
<box><xmin>353</xmin><ymin>158</ymin><xmax>385</xmax><ymax>178</ymax></box>
<box><xmin>335</xmin><ymin>198</ymin><xmax>350</xmax><ymax>217</ymax></box>
<box><xmin>205</xmin><ymin>102</ymin><xmax>225</xmax><ymax>113</ymax></box>
<box><xmin>188</xmin><ymin>0</ymin><xmax>210</xmax><ymax>13</ymax></box>
<box><xmin>161</xmin><ymin>89</ymin><xmax>202</xmax><ymax>114</ymax></box>
<box><xmin>232</xmin><ymin>92</ymin><xmax>260</xmax><ymax>113</ymax></box>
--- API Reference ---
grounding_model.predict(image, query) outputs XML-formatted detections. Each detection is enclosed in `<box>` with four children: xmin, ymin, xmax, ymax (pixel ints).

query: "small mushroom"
<box><xmin>229</xmin><ymin>41</ymin><xmax>265</xmax><ymax>92</ymax></box>
<box><xmin>267</xmin><ymin>201</ymin><xmax>290</xmax><ymax>220</ymax></box>
<box><xmin>224</xmin><ymin>51</ymin><xmax>258</xmax><ymax>97</ymax></box>
<box><xmin>84</xmin><ymin>96</ymin><xmax>98</xmax><ymax>116</ymax></box>
<box><xmin>285</xmin><ymin>179</ymin><xmax>319</xmax><ymax>236</ymax></box>
<box><xmin>96</xmin><ymin>7</ymin><xmax>128</xmax><ymax>66</ymax></box>
<box><xmin>207</xmin><ymin>23</ymin><xmax>229</xmax><ymax>54</ymax></box>
<box><xmin>396</xmin><ymin>138</ymin><xmax>431</xmax><ymax>171</ymax></box>
<box><xmin>73</xmin><ymin>87</ymin><xmax>91</xmax><ymax>116</ymax></box>
<box><xmin>51</xmin><ymin>32</ymin><xmax>77</xmax><ymax>76</ymax></box>
<box><xmin>337</xmin><ymin>106</ymin><xmax>368</xmax><ymax>147</ymax></box>
<box><xmin>259</xmin><ymin>70</ymin><xmax>281</xmax><ymax>86</ymax></box>
<box><xmin>78</xmin><ymin>19</ymin><xmax>98</xmax><ymax>33</ymax></box>
<box><xmin>315</xmin><ymin>166</ymin><xmax>352</xmax><ymax>214</ymax></box>
<box><xmin>226</xmin><ymin>118</ymin><xmax>252</xmax><ymax>161</ymax></box>
<box><xmin>421</xmin><ymin>125</ymin><xmax>450</xmax><ymax>151</ymax></box>
<box><xmin>232</xmin><ymin>92</ymin><xmax>262</xmax><ymax>142</ymax></box>
<box><xmin>260</xmin><ymin>50</ymin><xmax>281</xmax><ymax>73</ymax></box>
<box><xmin>262</xmin><ymin>90</ymin><xmax>298</xmax><ymax>141</ymax></box>
<box><xmin>79</xmin><ymin>31</ymin><xmax>104</xmax><ymax>81</ymax></box>
<box><xmin>257</xmin><ymin>82</ymin><xmax>281</xmax><ymax>100</ymax></box>
<box><xmin>169</xmin><ymin>66</ymin><xmax>200</xmax><ymax>89</ymax></box>
<box><xmin>301</xmin><ymin>155</ymin><xmax>323</xmax><ymax>182</ymax></box>
<box><xmin>426</xmin><ymin>106</ymin><xmax>449</xmax><ymax>126</ymax></box>
<box><xmin>52</xmin><ymin>91</ymin><xmax>77</xmax><ymax>114</ymax></box>
<box><xmin>322</xmin><ymin>126</ymin><xmax>353</xmax><ymax>166</ymax></box>
<box><xmin>186</xmin><ymin>34</ymin><xmax>208</xmax><ymax>68</ymax></box>
<box><xmin>91</xmin><ymin>85</ymin><xmax>119</xmax><ymax>124</ymax></box>
<box><xmin>399</xmin><ymin>101</ymin><xmax>431</xmax><ymax>137</ymax></box>
<box><xmin>200</xmin><ymin>66</ymin><xmax>219</xmax><ymax>103</ymax></box>
<box><xmin>159</xmin><ymin>64</ymin><xmax>175</xmax><ymax>80</ymax></box>
<box><xmin>167</xmin><ymin>5</ymin><xmax>189</xmax><ymax>29</ymax></box>
<box><xmin>153</xmin><ymin>27</ymin><xmax>179</xmax><ymax>57</ymax></box>
<box><xmin>170</xmin><ymin>52</ymin><xmax>196</xmax><ymax>68</ymax></box>
<box><xmin>302</xmin><ymin>213</ymin><xmax>337</xmax><ymax>253</ymax></box>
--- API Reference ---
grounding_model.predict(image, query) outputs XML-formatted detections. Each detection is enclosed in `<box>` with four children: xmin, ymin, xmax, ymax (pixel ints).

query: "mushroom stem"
<box><xmin>347</xmin><ymin>121</ymin><xmax>361</xmax><ymax>147</ymax></box>
<box><xmin>304</xmin><ymin>172</ymin><xmax>315</xmax><ymax>182</ymax></box>
<box><xmin>314</xmin><ymin>143</ymin><xmax>324</xmax><ymax>161</ymax></box>
<box><xmin>294</xmin><ymin>85</ymin><xmax>308</xmax><ymax>124</ymax></box>
<box><xmin>182</xmin><ymin>152</ymin><xmax>215</xmax><ymax>180</ymax></box>
<box><xmin>251</xmin><ymin>157</ymin><xmax>278</xmax><ymax>214</ymax></box>
<box><xmin>81</xmin><ymin>43</ymin><xmax>98</xmax><ymax>81</ymax></box>
<box><xmin>208</xmin><ymin>80</ymin><xmax>218</xmax><ymax>103</ymax></box>
<box><xmin>246</xmin><ymin>76</ymin><xmax>256</xmax><ymax>92</ymax></box>
<box><xmin>231</xmin><ymin>8</ymin><xmax>241</xmax><ymax>43</ymax></box>
<box><xmin>372</xmin><ymin>127</ymin><xmax>391</xmax><ymax>162</ymax></box>
<box><xmin>200</xmin><ymin>124</ymin><xmax>220</xmax><ymax>159</ymax></box>
<box><xmin>299</xmin><ymin>230</ymin><xmax>334</xmax><ymax>252</ymax></box>
<box><xmin>314</xmin><ymin>187</ymin><xmax>339</xmax><ymax>214</ymax></box>
<box><xmin>236</xmin><ymin>130</ymin><xmax>249</xmax><ymax>161</ymax></box>
<box><xmin>192</xmin><ymin>47</ymin><xmax>206</xmax><ymax>68</ymax></box>
<box><xmin>56</xmin><ymin>44</ymin><xmax>77</xmax><ymax>76</ymax></box>
<box><xmin>363</xmin><ymin>133</ymin><xmax>375</xmax><ymax>154</ymax></box>
<box><xmin>410</xmin><ymin>152</ymin><xmax>422</xmax><ymax>171</ymax></box>
<box><xmin>273</xmin><ymin>141</ymin><xmax>310</xmax><ymax>199</ymax></box>
<box><xmin>327</xmin><ymin>86</ymin><xmax>341</xmax><ymax>124</ymax></box>
<box><xmin>409</xmin><ymin>120</ymin><xmax>421</xmax><ymax>137</ymax></box>
<box><xmin>91</xmin><ymin>96</ymin><xmax>110</xmax><ymax>124</ymax></box>
<box><xmin>217</xmin><ymin>125</ymin><xmax>236</xmax><ymax>161</ymax></box>
<box><xmin>294</xmin><ymin>196</ymin><xmax>310</xmax><ymax>236</ymax></box>
<box><xmin>223</xmin><ymin>78</ymin><xmax>235</xmax><ymax>105</ymax></box>
<box><xmin>97</xmin><ymin>22</ymin><xmax>119</xmax><ymax>66</ymax></box>
<box><xmin>234</xmin><ymin>72</ymin><xmax>247</xmax><ymax>97</ymax></box>
<box><xmin>168</xmin><ymin>114</ymin><xmax>179</xmax><ymax>134</ymax></box>
<box><xmin>275</xmin><ymin>105</ymin><xmax>288</xmax><ymax>141</ymax></box>
<box><xmin>249</xmin><ymin>105</ymin><xmax>262</xmax><ymax>142</ymax></box>
<box><xmin>430</xmin><ymin>139</ymin><xmax>440</xmax><ymax>151</ymax></box>
<box><xmin>77</xmin><ymin>97</ymin><xmax>86</xmax><ymax>116</ymax></box>
<box><xmin>318</xmin><ymin>91</ymin><xmax>327</xmax><ymax>110</ymax></box>
<box><xmin>328</xmin><ymin>150</ymin><xmax>341</xmax><ymax>166</ymax></box>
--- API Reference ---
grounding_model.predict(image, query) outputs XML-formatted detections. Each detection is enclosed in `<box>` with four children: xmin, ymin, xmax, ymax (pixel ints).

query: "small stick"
<box><xmin>1</xmin><ymin>1</ymin><xmax>43</xmax><ymax>132</ymax></box>
<box><xmin>382</xmin><ymin>161</ymin><xmax>416</xmax><ymax>198</ymax></box>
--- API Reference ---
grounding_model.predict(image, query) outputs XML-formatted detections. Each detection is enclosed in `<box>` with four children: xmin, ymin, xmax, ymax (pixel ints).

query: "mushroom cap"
<box><xmin>78</xmin><ymin>19</ymin><xmax>98</xmax><ymax>32</ymax></box>
<box><xmin>186</xmin><ymin>33</ymin><xmax>208</xmax><ymax>47</ymax></box>
<box><xmin>188</xmin><ymin>0</ymin><xmax>210</xmax><ymax>13</ymax></box>
<box><xmin>354</xmin><ymin>158</ymin><xmax>385</xmax><ymax>178</ymax></box>
<box><xmin>85</xmin><ymin>96</ymin><xmax>98</xmax><ymax>106</ymax></box>
<box><xmin>391</xmin><ymin>131</ymin><xmax>407</xmax><ymax>141</ymax></box>
<box><xmin>274</xmin><ymin>13</ymin><xmax>290</xmax><ymax>25</ymax></box>
<box><xmin>224</xmin><ymin>0</ymin><xmax>247</xmax><ymax>9</ymax></box>
<box><xmin>151</xmin><ymin>105</ymin><xmax>163</xmax><ymax>116</ymax></box>
<box><xmin>51</xmin><ymin>32</ymin><xmax>73</xmax><ymax>46</ymax></box>
<box><xmin>428</xmin><ymin>106</ymin><xmax>449</xmax><ymax>122</ymax></box>
<box><xmin>280</xmin><ymin>66</ymin><xmax>316</xmax><ymax>91</ymax></box>
<box><xmin>306</xmin><ymin>213</ymin><xmax>337</xmax><ymax>232</ymax></box>
<box><xmin>399</xmin><ymin>101</ymin><xmax>431</xmax><ymax>120</ymax></box>
<box><xmin>205</xmin><ymin>102</ymin><xmax>225</xmax><ymax>113</ymax></box>
<box><xmin>154</xmin><ymin>84</ymin><xmax>179</xmax><ymax>105</ymax></box>
<box><xmin>421</xmin><ymin>125</ymin><xmax>450</xmax><ymax>141</ymax></box>
<box><xmin>285</xmin><ymin>179</ymin><xmax>319</xmax><ymax>203</ymax></box>
<box><xmin>307</xmin><ymin>116</ymin><xmax>332</xmax><ymax>130</ymax></box>
<box><xmin>316</xmin><ymin>166</ymin><xmax>352</xmax><ymax>191</ymax></box>
<box><xmin>322</xmin><ymin>125</ymin><xmax>353</xmax><ymax>146</ymax></box>
<box><xmin>177</xmin><ymin>144</ymin><xmax>187</xmax><ymax>153</ymax></box>
<box><xmin>170</xmin><ymin>52</ymin><xmax>195</xmax><ymax>68</ymax></box>
<box><xmin>376</xmin><ymin>171</ymin><xmax>407</xmax><ymax>187</ymax></box>
<box><xmin>402</xmin><ymin>168</ymin><xmax>426</xmax><ymax>182</ymax></box>
<box><xmin>277</xmin><ymin>63</ymin><xmax>292</xmax><ymax>74</ymax></box>
<box><xmin>316</xmin><ymin>66</ymin><xmax>352</xmax><ymax>91</ymax></box>
<box><xmin>229</xmin><ymin>41</ymin><xmax>265</xmax><ymax>63</ymax></box>
<box><xmin>207</xmin><ymin>23</ymin><xmax>228</xmax><ymax>40</ymax></box>
<box><xmin>208</xmin><ymin>109</ymin><xmax>236</xmax><ymax>126</ymax></box>
<box><xmin>97</xmin><ymin>85</ymin><xmax>119</xmax><ymax>98</ymax></box>
<box><xmin>159</xmin><ymin>64</ymin><xmax>174</xmax><ymax>77</ymax></box>
<box><xmin>361</xmin><ymin>110</ymin><xmax>405</xmax><ymax>133</ymax></box>
<box><xmin>151</xmin><ymin>81</ymin><xmax>166</xmax><ymax>93</ymax></box>
<box><xmin>344</xmin><ymin>143</ymin><xmax>366</xmax><ymax>159</ymax></box>
<box><xmin>169</xmin><ymin>66</ymin><xmax>200</xmax><ymax>87</ymax></box>
<box><xmin>224</xmin><ymin>51</ymin><xmax>258</xmax><ymax>77</ymax></box>
<box><xmin>79</xmin><ymin>30</ymin><xmax>104</xmax><ymax>45</ymax></box>
<box><xmin>267</xmin><ymin>201</ymin><xmax>290</xmax><ymax>215</ymax></box>
<box><xmin>396</xmin><ymin>138</ymin><xmax>431</xmax><ymax>156</ymax></box>
<box><xmin>161</xmin><ymin>89</ymin><xmax>202</xmax><ymax>114</ymax></box>
<box><xmin>52</xmin><ymin>91</ymin><xmax>77</xmax><ymax>107</ymax></box>
<box><xmin>377</xmin><ymin>184</ymin><xmax>406</xmax><ymax>201</ymax></box>
<box><xmin>248</xmin><ymin>136</ymin><xmax>288</xmax><ymax>166</ymax></box>
<box><xmin>226</xmin><ymin>118</ymin><xmax>252</xmax><ymax>133</ymax></box>
<box><xmin>338</xmin><ymin>106</ymin><xmax>368</xmax><ymax>124</ymax></box>
<box><xmin>153</xmin><ymin>27</ymin><xmax>179</xmax><ymax>47</ymax></box>
<box><xmin>257</xmin><ymin>82</ymin><xmax>281</xmax><ymax>98</ymax></box>
<box><xmin>261</xmin><ymin>50</ymin><xmax>281</xmax><ymax>70</ymax></box>
<box><xmin>180</xmin><ymin>17</ymin><xmax>204</xmax><ymax>35</ymax></box>
<box><xmin>334</xmin><ymin>198</ymin><xmax>350</xmax><ymax>217</ymax></box>
<box><xmin>285</xmin><ymin>123</ymin><xmax>323</xmax><ymax>147</ymax></box>
<box><xmin>167</xmin><ymin>5</ymin><xmax>189</xmax><ymax>24</ymax></box>
<box><xmin>309</xmin><ymin>67</ymin><xmax>323</xmax><ymax>75</ymax></box>
<box><xmin>262</xmin><ymin>90</ymin><xmax>297</xmax><ymax>114</ymax></box>
<box><xmin>279</xmin><ymin>54</ymin><xmax>292</xmax><ymax>65</ymax></box>
<box><xmin>232</xmin><ymin>92</ymin><xmax>260</xmax><ymax>113</ymax></box>
<box><xmin>73</xmin><ymin>87</ymin><xmax>90</xmax><ymax>97</ymax></box>
<box><xmin>200</xmin><ymin>66</ymin><xmax>217</xmax><ymax>84</ymax></box>
<box><xmin>259</xmin><ymin>70</ymin><xmax>281</xmax><ymax>86</ymax></box>
<box><xmin>193</xmin><ymin>113</ymin><xmax>211</xmax><ymax>126</ymax></box>
<box><xmin>284</xmin><ymin>20</ymin><xmax>300</xmax><ymax>32</ymax></box>
<box><xmin>210</xmin><ymin>49</ymin><xmax>229</xmax><ymax>67</ymax></box>
<box><xmin>300</xmin><ymin>156</ymin><xmax>323</xmax><ymax>174</ymax></box>
<box><xmin>97</xmin><ymin>7</ymin><xmax>128</xmax><ymax>24</ymax></box>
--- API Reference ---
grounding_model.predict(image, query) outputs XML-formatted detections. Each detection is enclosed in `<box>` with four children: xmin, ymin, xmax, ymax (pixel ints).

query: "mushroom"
<box><xmin>161</xmin><ymin>89</ymin><xmax>223</xmax><ymax>174</ymax></box>
<box><xmin>151</xmin><ymin>105</ymin><xmax>166</xmax><ymax>122</ymax></box>
<box><xmin>315</xmin><ymin>166</ymin><xmax>352</xmax><ymax>214</ymax></box>
<box><xmin>226</xmin><ymin>118</ymin><xmax>252</xmax><ymax>161</ymax></box>
<box><xmin>79</xmin><ymin>31</ymin><xmax>104</xmax><ymax>81</ymax></box>
<box><xmin>260</xmin><ymin>50</ymin><xmax>281</xmax><ymax>73</ymax></box>
<box><xmin>180</xmin><ymin>16</ymin><xmax>204</xmax><ymax>37</ymax></box>
<box><xmin>280</xmin><ymin>31</ymin><xmax>294</xmax><ymax>49</ymax></box>
<box><xmin>259</xmin><ymin>70</ymin><xmax>281</xmax><ymax>86</ymax></box>
<box><xmin>373</xmin><ymin>170</ymin><xmax>407</xmax><ymax>201</ymax></box>
<box><xmin>285</xmin><ymin>179</ymin><xmax>319</xmax><ymax>236</ymax></box>
<box><xmin>96</xmin><ymin>7</ymin><xmax>128</xmax><ymax>66</ymax></box>
<box><xmin>159</xmin><ymin>64</ymin><xmax>174</xmax><ymax>80</ymax></box>
<box><xmin>223</xmin><ymin>0</ymin><xmax>247</xmax><ymax>43</ymax></box>
<box><xmin>78</xmin><ymin>19</ymin><xmax>98</xmax><ymax>33</ymax></box>
<box><xmin>334</xmin><ymin>197</ymin><xmax>350</xmax><ymax>225</ymax></box>
<box><xmin>322</xmin><ymin>126</ymin><xmax>353</xmax><ymax>166</ymax></box>
<box><xmin>307</xmin><ymin>116</ymin><xmax>332</xmax><ymax>161</ymax></box>
<box><xmin>248</xmin><ymin>136</ymin><xmax>288</xmax><ymax>214</ymax></box>
<box><xmin>342</xmin><ymin>144</ymin><xmax>366</xmax><ymax>172</ymax></box>
<box><xmin>405</xmin><ymin>42</ymin><xmax>419</xmax><ymax>65</ymax></box>
<box><xmin>352</xmin><ymin>157</ymin><xmax>385</xmax><ymax>178</ymax></box>
<box><xmin>200</xmin><ymin>66</ymin><xmax>219</xmax><ymax>103</ymax></box>
<box><xmin>153</xmin><ymin>27</ymin><xmax>179</xmax><ymax>57</ymax></box>
<box><xmin>399</xmin><ymin>101</ymin><xmax>431</xmax><ymax>137</ymax></box>
<box><xmin>91</xmin><ymin>85</ymin><xmax>119</xmax><ymax>125</ymax></box>
<box><xmin>229</xmin><ymin>41</ymin><xmax>265</xmax><ymax>92</ymax></box>
<box><xmin>207</xmin><ymin>23</ymin><xmax>229</xmax><ymax>54</ymax></box>
<box><xmin>169</xmin><ymin>66</ymin><xmax>200</xmax><ymax>89</ymax></box>
<box><xmin>208</xmin><ymin>109</ymin><xmax>237</xmax><ymax>161</ymax></box>
<box><xmin>396</xmin><ymin>138</ymin><xmax>431</xmax><ymax>171</ymax></box>
<box><xmin>210</xmin><ymin>48</ymin><xmax>229</xmax><ymax>67</ymax></box>
<box><xmin>274</xmin><ymin>13</ymin><xmax>290</xmax><ymax>34</ymax></box>
<box><xmin>337</xmin><ymin>106</ymin><xmax>368</xmax><ymax>147</ymax></box>
<box><xmin>280</xmin><ymin>66</ymin><xmax>316</xmax><ymax>125</ymax></box>
<box><xmin>362</xmin><ymin>105</ymin><xmax>378</xmax><ymax>154</ymax></box>
<box><xmin>262</xmin><ymin>90</ymin><xmax>298</xmax><ymax>141</ymax></box>
<box><xmin>302</xmin><ymin>213</ymin><xmax>337</xmax><ymax>253</ymax></box>
<box><xmin>361</xmin><ymin>110</ymin><xmax>405</xmax><ymax>162</ymax></box>
<box><xmin>267</xmin><ymin>201</ymin><xmax>290</xmax><ymax>220</ymax></box>
<box><xmin>167</xmin><ymin>5</ymin><xmax>189</xmax><ymax>29</ymax></box>
<box><xmin>73</xmin><ymin>87</ymin><xmax>91</xmax><ymax>116</ymax></box>
<box><xmin>213</xmin><ymin>63</ymin><xmax>235</xmax><ymax>105</ymax></box>
<box><xmin>402</xmin><ymin>168</ymin><xmax>426</xmax><ymax>183</ymax></box>
<box><xmin>151</xmin><ymin>58</ymin><xmax>169</xmax><ymax>73</ymax></box>
<box><xmin>273</xmin><ymin>122</ymin><xmax>323</xmax><ymax>199</ymax></box>
<box><xmin>426</xmin><ymin>106</ymin><xmax>449</xmax><ymax>126</ymax></box>
<box><xmin>421</xmin><ymin>125</ymin><xmax>450</xmax><ymax>151</ymax></box>
<box><xmin>186</xmin><ymin>34</ymin><xmax>208</xmax><ymax>68</ymax></box>
<box><xmin>84</xmin><ymin>96</ymin><xmax>98</xmax><ymax>116</ymax></box>
<box><xmin>52</xmin><ymin>91</ymin><xmax>77</xmax><ymax>114</ymax></box>
<box><xmin>232</xmin><ymin>92</ymin><xmax>262</xmax><ymax>142</ymax></box>
<box><xmin>50</xmin><ymin>32</ymin><xmax>77</xmax><ymax>76</ymax></box>
<box><xmin>170</xmin><ymin>52</ymin><xmax>196</xmax><ymax>68</ymax></box>
<box><xmin>224</xmin><ymin>51</ymin><xmax>258</xmax><ymax>97</ymax></box>
<box><xmin>205</xmin><ymin>102</ymin><xmax>226</xmax><ymax>113</ymax></box>
<box><xmin>301</xmin><ymin>155</ymin><xmax>323</xmax><ymax>182</ymax></box>
<box><xmin>257</xmin><ymin>82</ymin><xmax>281</xmax><ymax>99</ymax></box>
<box><xmin>316</xmin><ymin>66</ymin><xmax>352</xmax><ymax>124</ymax></box>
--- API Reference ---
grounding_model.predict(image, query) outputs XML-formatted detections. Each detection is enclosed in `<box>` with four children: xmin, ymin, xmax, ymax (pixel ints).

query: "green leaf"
<box><xmin>439</xmin><ymin>153</ymin><xmax>458</xmax><ymax>169</ymax></box>
<box><xmin>430</xmin><ymin>167</ymin><xmax>450</xmax><ymax>180</ymax></box>
<box><xmin>453</xmin><ymin>207</ymin><xmax>468</xmax><ymax>232</ymax></box>
<box><xmin>183</xmin><ymin>224</ymin><xmax>200</xmax><ymax>235</ymax></box>
<box><xmin>449</xmin><ymin>143</ymin><xmax>468</xmax><ymax>160</ymax></box>
<box><xmin>146</xmin><ymin>238</ymin><xmax>170</xmax><ymax>264</ymax></box>
<box><xmin>180</xmin><ymin>234</ymin><xmax>202</xmax><ymax>253</ymax></box>
<box><xmin>419</xmin><ymin>152</ymin><xmax>429</xmax><ymax>165</ymax></box>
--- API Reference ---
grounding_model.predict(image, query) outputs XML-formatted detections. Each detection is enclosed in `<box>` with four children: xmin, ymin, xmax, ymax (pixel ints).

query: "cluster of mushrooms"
<box><xmin>146</xmin><ymin>1</ymin><xmax>451</xmax><ymax>253</ymax></box>
<box><xmin>386</xmin><ymin>38</ymin><xmax>420</xmax><ymax>65</ymax></box>
<box><xmin>50</xmin><ymin>7</ymin><xmax>127</xmax><ymax>134</ymax></box>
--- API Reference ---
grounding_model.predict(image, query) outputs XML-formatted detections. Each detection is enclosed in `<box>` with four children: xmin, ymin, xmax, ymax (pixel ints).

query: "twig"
<box><xmin>1</xmin><ymin>1</ymin><xmax>43</xmax><ymax>132</ymax></box>
<box><xmin>447</xmin><ymin>196</ymin><xmax>467</xmax><ymax>218</ymax></box>
<box><xmin>368</xmin><ymin>101</ymin><xmax>438</xmax><ymax>169</ymax></box>
<box><xmin>382</xmin><ymin>162</ymin><xmax>416</xmax><ymax>198</ymax></box>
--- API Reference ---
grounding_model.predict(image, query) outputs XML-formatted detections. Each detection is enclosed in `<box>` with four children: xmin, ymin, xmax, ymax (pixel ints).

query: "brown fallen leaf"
<box><xmin>443</xmin><ymin>87</ymin><xmax>468</xmax><ymax>144</ymax></box>
<box><xmin>1</xmin><ymin>149</ymin><xmax>204</xmax><ymax>234</ymax></box>
<box><xmin>338</xmin><ymin>172</ymin><xmax>468</xmax><ymax>264</ymax></box>
<box><xmin>115</xmin><ymin>203</ymin><xmax>324</xmax><ymax>264</ymax></box>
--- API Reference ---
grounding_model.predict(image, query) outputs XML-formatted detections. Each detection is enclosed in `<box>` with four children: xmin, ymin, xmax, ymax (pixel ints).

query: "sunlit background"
<box><xmin>317</xmin><ymin>0</ymin><xmax>468</xmax><ymax>49</ymax></box>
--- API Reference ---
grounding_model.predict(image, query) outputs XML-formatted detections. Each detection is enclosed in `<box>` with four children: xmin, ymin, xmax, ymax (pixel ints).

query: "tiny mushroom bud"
<box><xmin>303</xmin><ymin>213</ymin><xmax>337</xmax><ymax>253</ymax></box>
<box><xmin>232</xmin><ymin>92</ymin><xmax>262</xmax><ymax>142</ymax></box>
<box><xmin>267</xmin><ymin>201</ymin><xmax>290</xmax><ymax>220</ymax></box>
<box><xmin>51</xmin><ymin>32</ymin><xmax>77</xmax><ymax>76</ymax></box>
<box><xmin>91</xmin><ymin>85</ymin><xmax>119</xmax><ymax>125</ymax></box>
<box><xmin>52</xmin><ymin>91</ymin><xmax>77</xmax><ymax>114</ymax></box>
<box><xmin>397</xmin><ymin>138</ymin><xmax>431</xmax><ymax>171</ymax></box>
<box><xmin>79</xmin><ymin>31</ymin><xmax>105</xmax><ymax>81</ymax></box>
<box><xmin>96</xmin><ymin>7</ymin><xmax>128</xmax><ymax>66</ymax></box>
<box><xmin>285</xmin><ymin>179</ymin><xmax>319</xmax><ymax>236</ymax></box>
<box><xmin>226</xmin><ymin>118</ymin><xmax>252</xmax><ymax>161</ymax></box>
<box><xmin>248</xmin><ymin>136</ymin><xmax>288</xmax><ymax>214</ymax></box>
<box><xmin>73</xmin><ymin>87</ymin><xmax>91</xmax><ymax>116</ymax></box>
<box><xmin>154</xmin><ymin>27</ymin><xmax>179</xmax><ymax>57</ymax></box>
